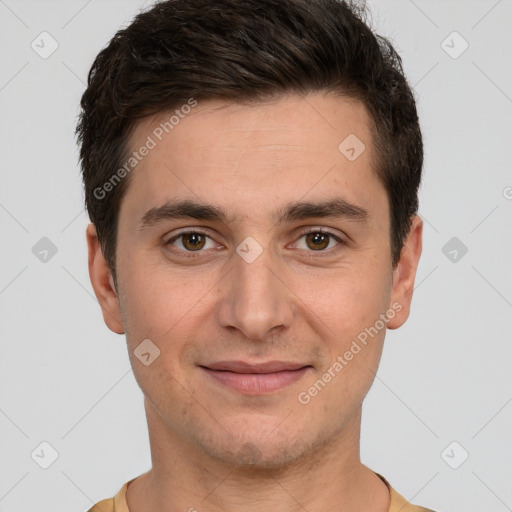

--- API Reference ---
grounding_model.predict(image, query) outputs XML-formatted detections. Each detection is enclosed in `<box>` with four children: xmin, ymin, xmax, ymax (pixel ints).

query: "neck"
<box><xmin>126</xmin><ymin>400</ymin><xmax>390</xmax><ymax>512</ymax></box>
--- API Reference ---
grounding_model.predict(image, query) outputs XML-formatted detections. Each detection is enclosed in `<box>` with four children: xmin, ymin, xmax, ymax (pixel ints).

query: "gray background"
<box><xmin>1</xmin><ymin>0</ymin><xmax>511</xmax><ymax>511</ymax></box>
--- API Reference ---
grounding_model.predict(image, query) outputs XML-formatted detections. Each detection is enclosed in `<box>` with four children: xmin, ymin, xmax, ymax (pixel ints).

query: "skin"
<box><xmin>87</xmin><ymin>91</ymin><xmax>422</xmax><ymax>512</ymax></box>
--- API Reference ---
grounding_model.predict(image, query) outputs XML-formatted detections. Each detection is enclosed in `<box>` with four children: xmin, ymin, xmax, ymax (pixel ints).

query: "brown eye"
<box><xmin>305</xmin><ymin>232</ymin><xmax>330</xmax><ymax>251</ymax></box>
<box><xmin>293</xmin><ymin>228</ymin><xmax>345</xmax><ymax>256</ymax></box>
<box><xmin>166</xmin><ymin>230</ymin><xmax>216</xmax><ymax>254</ymax></box>
<box><xmin>181</xmin><ymin>233</ymin><xmax>206</xmax><ymax>251</ymax></box>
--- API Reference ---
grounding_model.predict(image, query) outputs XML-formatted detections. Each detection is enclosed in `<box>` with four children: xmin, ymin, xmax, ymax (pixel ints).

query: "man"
<box><xmin>79</xmin><ymin>0</ymin><xmax>433</xmax><ymax>510</ymax></box>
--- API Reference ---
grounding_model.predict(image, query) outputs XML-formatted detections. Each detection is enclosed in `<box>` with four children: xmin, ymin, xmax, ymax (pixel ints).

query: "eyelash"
<box><xmin>165</xmin><ymin>227</ymin><xmax>346</xmax><ymax>259</ymax></box>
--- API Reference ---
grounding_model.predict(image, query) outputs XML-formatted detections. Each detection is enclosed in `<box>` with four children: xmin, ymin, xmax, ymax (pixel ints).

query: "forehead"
<box><xmin>119</xmin><ymin>92</ymin><xmax>385</xmax><ymax>226</ymax></box>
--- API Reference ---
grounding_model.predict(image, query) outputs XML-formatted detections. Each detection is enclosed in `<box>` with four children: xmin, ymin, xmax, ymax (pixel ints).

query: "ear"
<box><xmin>387</xmin><ymin>215</ymin><xmax>423</xmax><ymax>330</ymax></box>
<box><xmin>86</xmin><ymin>223</ymin><xmax>124</xmax><ymax>334</ymax></box>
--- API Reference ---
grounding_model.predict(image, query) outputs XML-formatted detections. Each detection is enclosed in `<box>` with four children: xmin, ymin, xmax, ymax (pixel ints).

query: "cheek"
<box><xmin>301</xmin><ymin>264</ymin><xmax>392</xmax><ymax>395</ymax></box>
<box><xmin>302</xmin><ymin>275</ymin><xmax>389</xmax><ymax>415</ymax></box>
<box><xmin>119</xmin><ymin>270</ymin><xmax>206</xmax><ymax>399</ymax></box>
<box><xmin>300</xmin><ymin>265</ymin><xmax>391</xmax><ymax>338</ymax></box>
<box><xmin>117</xmin><ymin>256</ymin><xmax>209</xmax><ymax>347</ymax></box>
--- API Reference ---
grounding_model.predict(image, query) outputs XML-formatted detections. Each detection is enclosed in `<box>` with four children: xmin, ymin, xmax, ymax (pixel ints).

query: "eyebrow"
<box><xmin>138</xmin><ymin>197</ymin><xmax>369</xmax><ymax>229</ymax></box>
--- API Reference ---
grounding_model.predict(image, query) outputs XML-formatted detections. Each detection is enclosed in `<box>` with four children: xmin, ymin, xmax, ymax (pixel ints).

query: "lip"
<box><xmin>200</xmin><ymin>360</ymin><xmax>311</xmax><ymax>395</ymax></box>
<box><xmin>203</xmin><ymin>360</ymin><xmax>308</xmax><ymax>373</ymax></box>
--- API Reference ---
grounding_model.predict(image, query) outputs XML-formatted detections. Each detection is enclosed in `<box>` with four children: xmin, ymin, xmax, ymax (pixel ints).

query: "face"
<box><xmin>88</xmin><ymin>92</ymin><xmax>422</xmax><ymax>469</ymax></box>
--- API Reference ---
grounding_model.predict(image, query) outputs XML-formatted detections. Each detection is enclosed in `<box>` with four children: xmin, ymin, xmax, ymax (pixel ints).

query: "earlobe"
<box><xmin>86</xmin><ymin>223</ymin><xmax>124</xmax><ymax>334</ymax></box>
<box><xmin>387</xmin><ymin>215</ymin><xmax>423</xmax><ymax>330</ymax></box>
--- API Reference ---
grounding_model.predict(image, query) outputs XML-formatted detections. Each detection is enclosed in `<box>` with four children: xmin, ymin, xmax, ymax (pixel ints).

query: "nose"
<box><xmin>215</xmin><ymin>242</ymin><xmax>295</xmax><ymax>341</ymax></box>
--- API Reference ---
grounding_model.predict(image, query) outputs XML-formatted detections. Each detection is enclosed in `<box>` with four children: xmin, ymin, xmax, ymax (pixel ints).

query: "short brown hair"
<box><xmin>76</xmin><ymin>0</ymin><xmax>423</xmax><ymax>280</ymax></box>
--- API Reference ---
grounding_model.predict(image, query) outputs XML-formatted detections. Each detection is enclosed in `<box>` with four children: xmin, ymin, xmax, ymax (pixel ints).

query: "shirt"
<box><xmin>87</xmin><ymin>472</ymin><xmax>435</xmax><ymax>512</ymax></box>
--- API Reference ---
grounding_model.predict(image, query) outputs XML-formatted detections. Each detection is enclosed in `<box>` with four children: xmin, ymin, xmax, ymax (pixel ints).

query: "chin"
<box><xmin>196</xmin><ymin>427</ymin><xmax>319</xmax><ymax>471</ymax></box>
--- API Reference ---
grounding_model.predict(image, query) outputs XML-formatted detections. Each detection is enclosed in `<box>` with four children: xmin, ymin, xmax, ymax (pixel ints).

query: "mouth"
<box><xmin>199</xmin><ymin>360</ymin><xmax>312</xmax><ymax>395</ymax></box>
